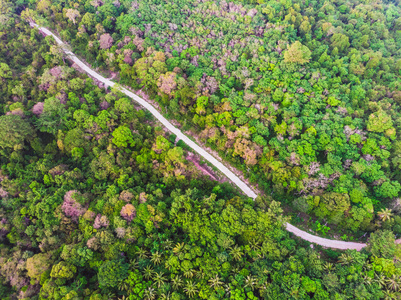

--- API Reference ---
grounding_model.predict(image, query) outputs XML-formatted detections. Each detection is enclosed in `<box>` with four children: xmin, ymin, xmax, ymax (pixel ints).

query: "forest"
<box><xmin>19</xmin><ymin>0</ymin><xmax>401</xmax><ymax>235</ymax></box>
<box><xmin>0</xmin><ymin>0</ymin><xmax>401</xmax><ymax>299</ymax></box>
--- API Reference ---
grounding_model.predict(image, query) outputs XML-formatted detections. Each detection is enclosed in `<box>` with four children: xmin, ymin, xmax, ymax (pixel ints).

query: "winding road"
<box><xmin>30</xmin><ymin>22</ymin><xmax>368</xmax><ymax>251</ymax></box>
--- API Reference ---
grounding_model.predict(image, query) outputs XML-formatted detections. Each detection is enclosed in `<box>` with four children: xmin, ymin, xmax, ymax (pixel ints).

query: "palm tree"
<box><xmin>224</xmin><ymin>283</ymin><xmax>232</xmax><ymax>298</ymax></box>
<box><xmin>386</xmin><ymin>274</ymin><xmax>401</xmax><ymax>291</ymax></box>
<box><xmin>229</xmin><ymin>245</ymin><xmax>244</xmax><ymax>261</ymax></box>
<box><xmin>137</xmin><ymin>247</ymin><xmax>148</xmax><ymax>259</ymax></box>
<box><xmin>143</xmin><ymin>265</ymin><xmax>154</xmax><ymax>280</ymax></box>
<box><xmin>195</xmin><ymin>270</ymin><xmax>206</xmax><ymax>280</ymax></box>
<box><xmin>249</xmin><ymin>239</ymin><xmax>261</xmax><ymax>251</ymax></box>
<box><xmin>184</xmin><ymin>281</ymin><xmax>198</xmax><ymax>298</ymax></box>
<box><xmin>378</xmin><ymin>208</ymin><xmax>393</xmax><ymax>222</ymax></box>
<box><xmin>151</xmin><ymin>251</ymin><xmax>162</xmax><ymax>265</ymax></box>
<box><xmin>171</xmin><ymin>275</ymin><xmax>183</xmax><ymax>290</ymax></box>
<box><xmin>129</xmin><ymin>259</ymin><xmax>139</xmax><ymax>269</ymax></box>
<box><xmin>252</xmin><ymin>251</ymin><xmax>264</xmax><ymax>261</ymax></box>
<box><xmin>118</xmin><ymin>279</ymin><xmax>130</xmax><ymax>292</ymax></box>
<box><xmin>375</xmin><ymin>274</ymin><xmax>386</xmax><ymax>288</ymax></box>
<box><xmin>383</xmin><ymin>289</ymin><xmax>397</xmax><ymax>300</ymax></box>
<box><xmin>208</xmin><ymin>275</ymin><xmax>223</xmax><ymax>289</ymax></box>
<box><xmin>290</xmin><ymin>289</ymin><xmax>300</xmax><ymax>298</ymax></box>
<box><xmin>173</xmin><ymin>242</ymin><xmax>185</xmax><ymax>255</ymax></box>
<box><xmin>363</xmin><ymin>275</ymin><xmax>374</xmax><ymax>286</ymax></box>
<box><xmin>163</xmin><ymin>239</ymin><xmax>173</xmax><ymax>250</ymax></box>
<box><xmin>159</xmin><ymin>292</ymin><xmax>172</xmax><ymax>300</ymax></box>
<box><xmin>184</xmin><ymin>269</ymin><xmax>195</xmax><ymax>279</ymax></box>
<box><xmin>106</xmin><ymin>293</ymin><xmax>115</xmax><ymax>299</ymax></box>
<box><xmin>244</xmin><ymin>275</ymin><xmax>257</xmax><ymax>290</ymax></box>
<box><xmin>154</xmin><ymin>272</ymin><xmax>167</xmax><ymax>288</ymax></box>
<box><xmin>230</xmin><ymin>265</ymin><xmax>241</xmax><ymax>275</ymax></box>
<box><xmin>143</xmin><ymin>287</ymin><xmax>156</xmax><ymax>300</ymax></box>
<box><xmin>338</xmin><ymin>253</ymin><xmax>353</xmax><ymax>265</ymax></box>
<box><xmin>324</xmin><ymin>262</ymin><xmax>334</xmax><ymax>271</ymax></box>
<box><xmin>363</xmin><ymin>262</ymin><xmax>373</xmax><ymax>271</ymax></box>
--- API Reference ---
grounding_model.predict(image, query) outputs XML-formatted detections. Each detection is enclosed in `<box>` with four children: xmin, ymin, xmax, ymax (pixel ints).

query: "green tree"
<box><xmin>367</xmin><ymin>110</ymin><xmax>393</xmax><ymax>133</ymax></box>
<box><xmin>37</xmin><ymin>97</ymin><xmax>68</xmax><ymax>134</ymax></box>
<box><xmin>50</xmin><ymin>262</ymin><xmax>77</xmax><ymax>280</ymax></box>
<box><xmin>283</xmin><ymin>41</ymin><xmax>311</xmax><ymax>64</ymax></box>
<box><xmin>98</xmin><ymin>260</ymin><xmax>130</xmax><ymax>290</ymax></box>
<box><xmin>366</xmin><ymin>230</ymin><xmax>397</xmax><ymax>259</ymax></box>
<box><xmin>0</xmin><ymin>115</ymin><xmax>34</xmax><ymax>151</ymax></box>
<box><xmin>26</xmin><ymin>253</ymin><xmax>52</xmax><ymax>282</ymax></box>
<box><xmin>112</xmin><ymin>125</ymin><xmax>135</xmax><ymax>148</ymax></box>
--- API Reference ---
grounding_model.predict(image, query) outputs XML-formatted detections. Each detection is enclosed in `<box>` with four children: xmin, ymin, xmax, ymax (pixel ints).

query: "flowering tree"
<box><xmin>61</xmin><ymin>190</ymin><xmax>86</xmax><ymax>222</ymax></box>
<box><xmin>65</xmin><ymin>8</ymin><xmax>80</xmax><ymax>25</ymax></box>
<box><xmin>120</xmin><ymin>204</ymin><xmax>136</xmax><ymax>222</ymax></box>
<box><xmin>99</xmin><ymin>33</ymin><xmax>114</xmax><ymax>49</ymax></box>
<box><xmin>157</xmin><ymin>72</ymin><xmax>177</xmax><ymax>96</ymax></box>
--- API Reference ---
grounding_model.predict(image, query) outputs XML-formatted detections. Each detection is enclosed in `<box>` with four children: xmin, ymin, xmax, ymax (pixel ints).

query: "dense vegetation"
<box><xmin>1</xmin><ymin>0</ymin><xmax>401</xmax><ymax>299</ymax></box>
<box><xmin>21</xmin><ymin>0</ymin><xmax>401</xmax><ymax>235</ymax></box>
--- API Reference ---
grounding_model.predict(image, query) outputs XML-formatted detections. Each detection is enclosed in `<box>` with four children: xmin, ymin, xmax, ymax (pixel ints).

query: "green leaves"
<box><xmin>36</xmin><ymin>97</ymin><xmax>68</xmax><ymax>134</ymax></box>
<box><xmin>112</xmin><ymin>125</ymin><xmax>135</xmax><ymax>148</ymax></box>
<box><xmin>98</xmin><ymin>260</ymin><xmax>129</xmax><ymax>290</ymax></box>
<box><xmin>50</xmin><ymin>261</ymin><xmax>77</xmax><ymax>280</ymax></box>
<box><xmin>0</xmin><ymin>114</ymin><xmax>34</xmax><ymax>151</ymax></box>
<box><xmin>367</xmin><ymin>110</ymin><xmax>394</xmax><ymax>136</ymax></box>
<box><xmin>283</xmin><ymin>41</ymin><xmax>312</xmax><ymax>65</ymax></box>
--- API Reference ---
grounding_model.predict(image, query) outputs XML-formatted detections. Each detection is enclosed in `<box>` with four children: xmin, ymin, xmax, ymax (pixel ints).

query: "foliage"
<box><xmin>23</xmin><ymin>0</ymin><xmax>401</xmax><ymax>233</ymax></box>
<box><xmin>0</xmin><ymin>1</ymin><xmax>401</xmax><ymax>299</ymax></box>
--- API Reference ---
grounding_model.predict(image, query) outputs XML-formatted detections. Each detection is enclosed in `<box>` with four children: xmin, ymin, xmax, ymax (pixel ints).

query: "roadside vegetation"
<box><xmin>0</xmin><ymin>0</ymin><xmax>401</xmax><ymax>299</ymax></box>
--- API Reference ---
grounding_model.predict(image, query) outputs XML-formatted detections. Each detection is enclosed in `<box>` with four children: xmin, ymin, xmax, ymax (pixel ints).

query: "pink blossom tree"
<box><xmin>93</xmin><ymin>214</ymin><xmax>109</xmax><ymax>228</ymax></box>
<box><xmin>61</xmin><ymin>190</ymin><xmax>86</xmax><ymax>222</ymax></box>
<box><xmin>157</xmin><ymin>72</ymin><xmax>177</xmax><ymax>96</ymax></box>
<box><xmin>99</xmin><ymin>33</ymin><xmax>114</xmax><ymax>49</ymax></box>
<box><xmin>120</xmin><ymin>204</ymin><xmax>136</xmax><ymax>222</ymax></box>
<box><xmin>32</xmin><ymin>102</ymin><xmax>44</xmax><ymax>116</ymax></box>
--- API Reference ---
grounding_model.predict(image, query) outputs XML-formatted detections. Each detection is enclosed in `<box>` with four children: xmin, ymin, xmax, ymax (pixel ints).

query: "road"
<box><xmin>30</xmin><ymin>22</ymin><xmax>369</xmax><ymax>251</ymax></box>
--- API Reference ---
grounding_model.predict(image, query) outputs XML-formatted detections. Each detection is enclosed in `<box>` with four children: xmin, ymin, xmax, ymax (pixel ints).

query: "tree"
<box><xmin>98</xmin><ymin>260</ymin><xmax>129</xmax><ymax>290</ymax></box>
<box><xmin>50</xmin><ymin>262</ymin><xmax>77</xmax><ymax>280</ymax></box>
<box><xmin>112</xmin><ymin>125</ymin><xmax>135</xmax><ymax>148</ymax></box>
<box><xmin>81</xmin><ymin>12</ymin><xmax>97</xmax><ymax>32</ymax></box>
<box><xmin>36</xmin><ymin>97</ymin><xmax>68</xmax><ymax>134</ymax></box>
<box><xmin>378</xmin><ymin>208</ymin><xmax>393</xmax><ymax>222</ymax></box>
<box><xmin>330</xmin><ymin>33</ymin><xmax>350</xmax><ymax>53</ymax></box>
<box><xmin>184</xmin><ymin>281</ymin><xmax>198</xmax><ymax>298</ymax></box>
<box><xmin>99</xmin><ymin>33</ymin><xmax>114</xmax><ymax>49</ymax></box>
<box><xmin>0</xmin><ymin>115</ymin><xmax>34</xmax><ymax>151</ymax></box>
<box><xmin>315</xmin><ymin>192</ymin><xmax>350</xmax><ymax>224</ymax></box>
<box><xmin>367</xmin><ymin>110</ymin><xmax>393</xmax><ymax>133</ymax></box>
<box><xmin>120</xmin><ymin>204</ymin><xmax>136</xmax><ymax>222</ymax></box>
<box><xmin>157</xmin><ymin>72</ymin><xmax>177</xmax><ymax>96</ymax></box>
<box><xmin>208</xmin><ymin>275</ymin><xmax>223</xmax><ymax>289</ymax></box>
<box><xmin>366</xmin><ymin>230</ymin><xmax>397</xmax><ymax>259</ymax></box>
<box><xmin>0</xmin><ymin>63</ymin><xmax>12</xmax><ymax>80</ymax></box>
<box><xmin>65</xmin><ymin>8</ymin><xmax>80</xmax><ymax>24</ymax></box>
<box><xmin>26</xmin><ymin>253</ymin><xmax>52</xmax><ymax>282</ymax></box>
<box><xmin>283</xmin><ymin>41</ymin><xmax>311</xmax><ymax>64</ymax></box>
<box><xmin>375</xmin><ymin>181</ymin><xmax>401</xmax><ymax>199</ymax></box>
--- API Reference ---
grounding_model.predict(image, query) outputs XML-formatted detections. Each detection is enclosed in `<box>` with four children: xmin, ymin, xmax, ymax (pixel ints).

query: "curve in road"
<box><xmin>30</xmin><ymin>22</ymin><xmax>368</xmax><ymax>251</ymax></box>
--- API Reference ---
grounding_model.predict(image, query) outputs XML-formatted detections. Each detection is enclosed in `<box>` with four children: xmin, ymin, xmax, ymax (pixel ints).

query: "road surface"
<box><xmin>30</xmin><ymin>22</ymin><xmax>370</xmax><ymax>251</ymax></box>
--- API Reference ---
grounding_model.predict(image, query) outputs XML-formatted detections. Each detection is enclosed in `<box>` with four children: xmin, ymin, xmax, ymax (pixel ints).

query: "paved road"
<box><xmin>285</xmin><ymin>223</ymin><xmax>366</xmax><ymax>250</ymax></box>
<box><xmin>31</xmin><ymin>22</ymin><xmax>369</xmax><ymax>251</ymax></box>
